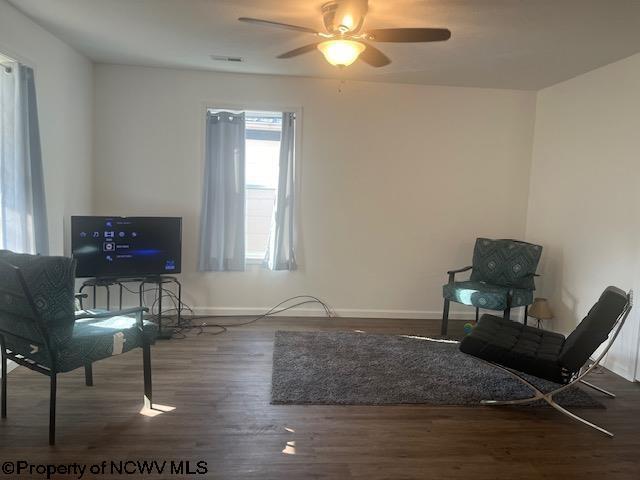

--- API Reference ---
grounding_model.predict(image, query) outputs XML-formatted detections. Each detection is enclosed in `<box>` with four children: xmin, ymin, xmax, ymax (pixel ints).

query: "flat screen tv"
<box><xmin>71</xmin><ymin>216</ymin><xmax>182</xmax><ymax>278</ymax></box>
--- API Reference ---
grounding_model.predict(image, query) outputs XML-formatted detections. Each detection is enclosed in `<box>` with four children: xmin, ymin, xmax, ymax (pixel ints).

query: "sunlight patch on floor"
<box><xmin>282</xmin><ymin>440</ymin><xmax>296</xmax><ymax>455</ymax></box>
<box><xmin>139</xmin><ymin>404</ymin><xmax>176</xmax><ymax>417</ymax></box>
<box><xmin>399</xmin><ymin>335</ymin><xmax>459</xmax><ymax>344</ymax></box>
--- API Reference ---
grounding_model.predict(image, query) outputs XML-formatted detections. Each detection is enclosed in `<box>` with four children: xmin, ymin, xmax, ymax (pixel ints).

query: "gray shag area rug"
<box><xmin>271</xmin><ymin>331</ymin><xmax>602</xmax><ymax>408</ymax></box>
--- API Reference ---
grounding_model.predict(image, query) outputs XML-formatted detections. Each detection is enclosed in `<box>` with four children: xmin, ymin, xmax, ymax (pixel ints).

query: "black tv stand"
<box><xmin>78</xmin><ymin>276</ymin><xmax>182</xmax><ymax>340</ymax></box>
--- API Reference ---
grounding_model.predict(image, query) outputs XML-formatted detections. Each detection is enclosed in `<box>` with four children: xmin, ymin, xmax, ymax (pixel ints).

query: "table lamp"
<box><xmin>528</xmin><ymin>298</ymin><xmax>553</xmax><ymax>328</ymax></box>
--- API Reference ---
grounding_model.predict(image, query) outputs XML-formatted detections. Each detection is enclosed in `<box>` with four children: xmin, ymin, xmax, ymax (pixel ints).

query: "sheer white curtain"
<box><xmin>198</xmin><ymin>111</ymin><xmax>246</xmax><ymax>271</ymax></box>
<box><xmin>0</xmin><ymin>63</ymin><xmax>48</xmax><ymax>254</ymax></box>
<box><xmin>266</xmin><ymin>112</ymin><xmax>297</xmax><ymax>270</ymax></box>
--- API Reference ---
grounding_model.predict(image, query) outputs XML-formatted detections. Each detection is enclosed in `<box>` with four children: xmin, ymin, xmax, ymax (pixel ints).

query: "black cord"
<box><xmin>115</xmin><ymin>279</ymin><xmax>335</xmax><ymax>338</ymax></box>
<box><xmin>133</xmin><ymin>285</ymin><xmax>333</xmax><ymax>339</ymax></box>
<box><xmin>189</xmin><ymin>299</ymin><xmax>332</xmax><ymax>337</ymax></box>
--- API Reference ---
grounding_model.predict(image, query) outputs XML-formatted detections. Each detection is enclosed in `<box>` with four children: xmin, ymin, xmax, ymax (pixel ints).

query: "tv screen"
<box><xmin>71</xmin><ymin>216</ymin><xmax>182</xmax><ymax>278</ymax></box>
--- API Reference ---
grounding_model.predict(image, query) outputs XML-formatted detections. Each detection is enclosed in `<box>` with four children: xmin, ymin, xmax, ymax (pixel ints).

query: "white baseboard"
<box><xmin>189</xmin><ymin>306</ymin><xmax>480</xmax><ymax>320</ymax></box>
<box><xmin>114</xmin><ymin>301</ymin><xmax>529</xmax><ymax>323</ymax></box>
<box><xmin>122</xmin><ymin>299</ymin><xmax>521</xmax><ymax>321</ymax></box>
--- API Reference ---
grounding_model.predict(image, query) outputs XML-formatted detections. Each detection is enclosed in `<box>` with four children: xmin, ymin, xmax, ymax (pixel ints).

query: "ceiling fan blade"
<box><xmin>359</xmin><ymin>44</ymin><xmax>391</xmax><ymax>67</ymax></box>
<box><xmin>277</xmin><ymin>43</ymin><xmax>320</xmax><ymax>59</ymax></box>
<box><xmin>238</xmin><ymin>17</ymin><xmax>318</xmax><ymax>34</ymax></box>
<box><xmin>368</xmin><ymin>28</ymin><xmax>451</xmax><ymax>43</ymax></box>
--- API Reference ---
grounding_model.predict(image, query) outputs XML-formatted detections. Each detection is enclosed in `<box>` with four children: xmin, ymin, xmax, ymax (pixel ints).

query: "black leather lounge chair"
<box><xmin>459</xmin><ymin>286</ymin><xmax>632</xmax><ymax>436</ymax></box>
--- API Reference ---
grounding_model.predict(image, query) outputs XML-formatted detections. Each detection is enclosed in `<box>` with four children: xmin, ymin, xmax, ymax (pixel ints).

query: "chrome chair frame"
<box><xmin>479</xmin><ymin>291</ymin><xmax>633</xmax><ymax>437</ymax></box>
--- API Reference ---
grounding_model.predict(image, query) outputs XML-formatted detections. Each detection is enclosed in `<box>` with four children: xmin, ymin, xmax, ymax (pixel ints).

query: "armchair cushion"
<box><xmin>4</xmin><ymin>310</ymin><xmax>158</xmax><ymax>373</ymax></box>
<box><xmin>469</xmin><ymin>238</ymin><xmax>542</xmax><ymax>290</ymax></box>
<box><xmin>443</xmin><ymin>281</ymin><xmax>533</xmax><ymax>310</ymax></box>
<box><xmin>59</xmin><ymin>311</ymin><xmax>158</xmax><ymax>372</ymax></box>
<box><xmin>459</xmin><ymin>314</ymin><xmax>568</xmax><ymax>384</ymax></box>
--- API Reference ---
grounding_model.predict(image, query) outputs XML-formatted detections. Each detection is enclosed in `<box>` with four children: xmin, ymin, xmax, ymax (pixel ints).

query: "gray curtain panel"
<box><xmin>198</xmin><ymin>111</ymin><xmax>246</xmax><ymax>271</ymax></box>
<box><xmin>267</xmin><ymin>112</ymin><xmax>297</xmax><ymax>270</ymax></box>
<box><xmin>0</xmin><ymin>63</ymin><xmax>48</xmax><ymax>254</ymax></box>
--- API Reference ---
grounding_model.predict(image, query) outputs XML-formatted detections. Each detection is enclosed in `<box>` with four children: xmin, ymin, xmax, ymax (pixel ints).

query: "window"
<box><xmin>244</xmin><ymin>111</ymin><xmax>282</xmax><ymax>261</ymax></box>
<box><xmin>205</xmin><ymin>108</ymin><xmax>287</xmax><ymax>263</ymax></box>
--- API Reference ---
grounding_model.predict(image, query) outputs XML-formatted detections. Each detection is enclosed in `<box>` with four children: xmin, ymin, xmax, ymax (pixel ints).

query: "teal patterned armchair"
<box><xmin>0</xmin><ymin>250</ymin><xmax>157</xmax><ymax>445</ymax></box>
<box><xmin>441</xmin><ymin>238</ymin><xmax>542</xmax><ymax>335</ymax></box>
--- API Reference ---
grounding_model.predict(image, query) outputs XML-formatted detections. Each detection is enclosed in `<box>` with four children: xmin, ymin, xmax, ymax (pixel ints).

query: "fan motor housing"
<box><xmin>321</xmin><ymin>0</ymin><xmax>367</xmax><ymax>34</ymax></box>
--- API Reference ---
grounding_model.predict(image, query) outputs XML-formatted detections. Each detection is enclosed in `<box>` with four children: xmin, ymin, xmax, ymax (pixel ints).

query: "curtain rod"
<box><xmin>207</xmin><ymin>108</ymin><xmax>296</xmax><ymax>118</ymax></box>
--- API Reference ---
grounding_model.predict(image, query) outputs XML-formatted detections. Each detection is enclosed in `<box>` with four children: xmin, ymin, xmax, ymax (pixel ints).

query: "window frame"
<box><xmin>200</xmin><ymin>102</ymin><xmax>302</xmax><ymax>268</ymax></box>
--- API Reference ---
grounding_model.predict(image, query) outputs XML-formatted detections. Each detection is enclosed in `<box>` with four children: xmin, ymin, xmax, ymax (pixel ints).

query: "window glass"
<box><xmin>245</xmin><ymin>111</ymin><xmax>282</xmax><ymax>259</ymax></box>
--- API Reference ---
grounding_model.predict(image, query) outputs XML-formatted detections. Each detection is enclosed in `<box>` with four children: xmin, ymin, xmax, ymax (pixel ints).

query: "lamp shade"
<box><xmin>528</xmin><ymin>298</ymin><xmax>553</xmax><ymax>319</ymax></box>
<box><xmin>317</xmin><ymin>40</ymin><xmax>365</xmax><ymax>67</ymax></box>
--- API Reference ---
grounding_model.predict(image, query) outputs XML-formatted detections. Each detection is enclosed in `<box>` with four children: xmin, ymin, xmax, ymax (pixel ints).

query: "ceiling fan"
<box><xmin>238</xmin><ymin>0</ymin><xmax>451</xmax><ymax>68</ymax></box>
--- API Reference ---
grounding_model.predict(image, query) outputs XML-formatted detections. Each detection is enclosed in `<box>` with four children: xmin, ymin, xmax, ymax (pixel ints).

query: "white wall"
<box><xmin>0</xmin><ymin>0</ymin><xmax>93</xmax><ymax>256</ymax></box>
<box><xmin>526</xmin><ymin>53</ymin><xmax>640</xmax><ymax>381</ymax></box>
<box><xmin>93</xmin><ymin>64</ymin><xmax>536</xmax><ymax>319</ymax></box>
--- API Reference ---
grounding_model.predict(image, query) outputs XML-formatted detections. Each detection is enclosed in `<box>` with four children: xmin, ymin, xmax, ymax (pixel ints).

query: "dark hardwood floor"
<box><xmin>1</xmin><ymin>317</ymin><xmax>639</xmax><ymax>479</ymax></box>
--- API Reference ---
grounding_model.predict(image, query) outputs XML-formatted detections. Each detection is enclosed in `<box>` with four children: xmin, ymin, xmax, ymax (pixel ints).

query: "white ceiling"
<box><xmin>8</xmin><ymin>0</ymin><xmax>640</xmax><ymax>90</ymax></box>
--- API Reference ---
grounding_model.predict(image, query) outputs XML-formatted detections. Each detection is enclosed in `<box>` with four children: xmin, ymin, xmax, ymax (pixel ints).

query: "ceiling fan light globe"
<box><xmin>317</xmin><ymin>40</ymin><xmax>365</xmax><ymax>67</ymax></box>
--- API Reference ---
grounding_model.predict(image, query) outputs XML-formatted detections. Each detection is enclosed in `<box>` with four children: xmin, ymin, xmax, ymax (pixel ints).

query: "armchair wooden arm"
<box><xmin>446</xmin><ymin>265</ymin><xmax>472</xmax><ymax>283</ymax></box>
